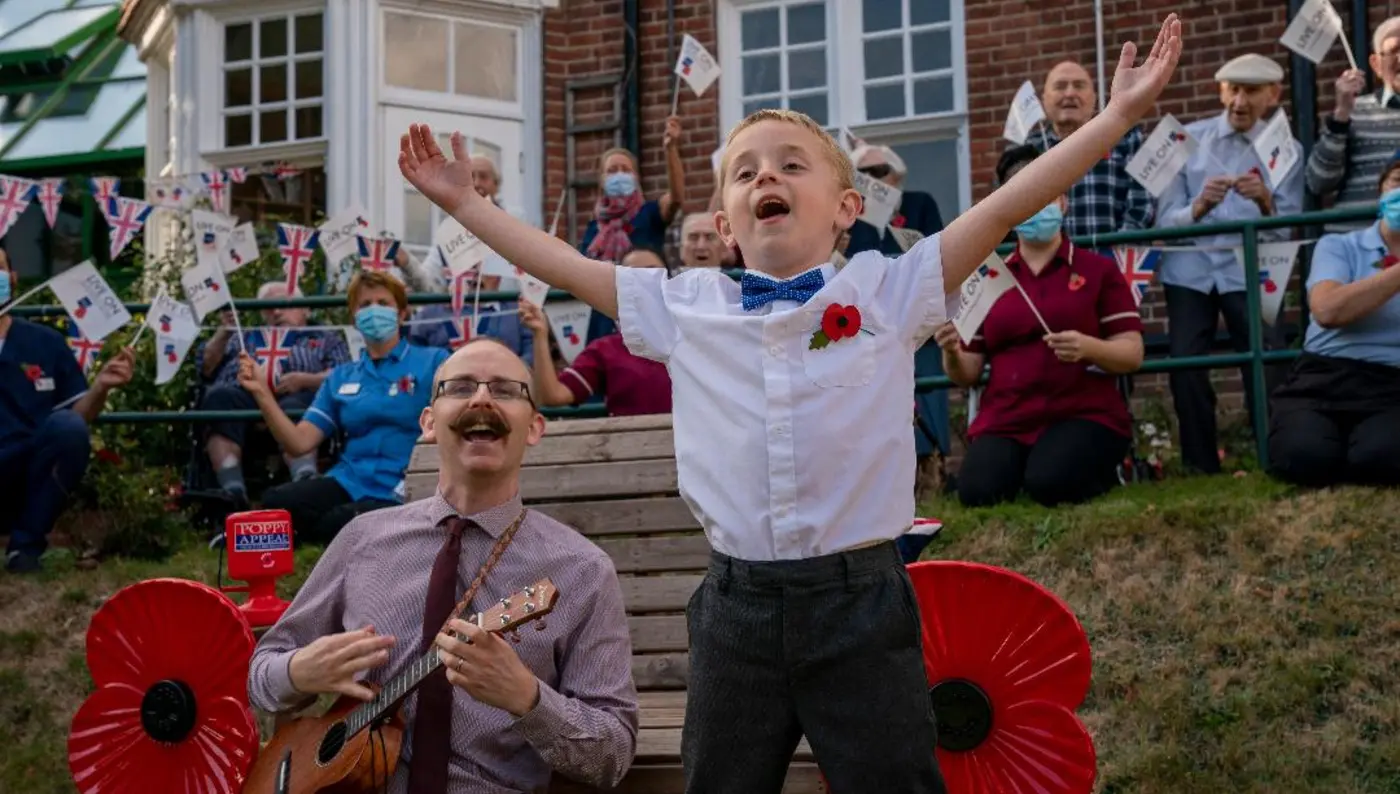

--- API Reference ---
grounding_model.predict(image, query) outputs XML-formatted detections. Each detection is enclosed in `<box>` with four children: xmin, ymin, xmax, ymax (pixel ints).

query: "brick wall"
<box><xmin>539</xmin><ymin>0</ymin><xmax>1400</xmax><ymax>453</ymax></box>
<box><xmin>964</xmin><ymin>0</ymin><xmax>1400</xmax><ymax>338</ymax></box>
<box><xmin>542</xmin><ymin>0</ymin><xmax>719</xmax><ymax>252</ymax></box>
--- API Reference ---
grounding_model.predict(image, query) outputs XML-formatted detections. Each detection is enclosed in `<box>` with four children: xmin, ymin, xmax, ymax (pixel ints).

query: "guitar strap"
<box><xmin>439</xmin><ymin>508</ymin><xmax>529</xmax><ymax>637</ymax></box>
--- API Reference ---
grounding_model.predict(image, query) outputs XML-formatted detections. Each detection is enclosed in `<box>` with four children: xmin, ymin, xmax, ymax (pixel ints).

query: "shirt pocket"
<box><xmin>800</xmin><ymin>306</ymin><xmax>880</xmax><ymax>388</ymax></box>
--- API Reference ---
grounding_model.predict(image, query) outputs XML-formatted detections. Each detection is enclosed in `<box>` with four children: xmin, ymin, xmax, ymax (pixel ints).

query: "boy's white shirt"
<box><xmin>615</xmin><ymin>233</ymin><xmax>958</xmax><ymax>561</ymax></box>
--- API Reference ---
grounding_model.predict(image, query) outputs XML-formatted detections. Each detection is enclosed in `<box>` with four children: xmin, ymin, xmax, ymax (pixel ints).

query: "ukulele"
<box><xmin>242</xmin><ymin>578</ymin><xmax>560</xmax><ymax>794</ymax></box>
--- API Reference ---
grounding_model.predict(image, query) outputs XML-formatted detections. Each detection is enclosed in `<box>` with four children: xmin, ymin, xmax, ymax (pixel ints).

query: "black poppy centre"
<box><xmin>928</xmin><ymin>678</ymin><xmax>993</xmax><ymax>752</ymax></box>
<box><xmin>140</xmin><ymin>679</ymin><xmax>199</xmax><ymax>743</ymax></box>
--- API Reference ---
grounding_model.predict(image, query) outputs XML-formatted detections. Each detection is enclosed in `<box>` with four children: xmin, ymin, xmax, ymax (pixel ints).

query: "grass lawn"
<box><xmin>3</xmin><ymin>474</ymin><xmax>1399</xmax><ymax>792</ymax></box>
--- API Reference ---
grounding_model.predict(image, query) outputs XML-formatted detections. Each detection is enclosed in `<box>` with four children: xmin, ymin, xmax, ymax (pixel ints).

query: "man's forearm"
<box><xmin>512</xmin><ymin>683</ymin><xmax>636</xmax><ymax>789</ymax></box>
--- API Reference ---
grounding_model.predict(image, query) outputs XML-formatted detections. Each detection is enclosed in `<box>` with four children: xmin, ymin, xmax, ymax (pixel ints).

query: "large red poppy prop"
<box><xmin>911</xmin><ymin>560</ymin><xmax>1096</xmax><ymax>793</ymax></box>
<box><xmin>69</xmin><ymin>578</ymin><xmax>261</xmax><ymax>794</ymax></box>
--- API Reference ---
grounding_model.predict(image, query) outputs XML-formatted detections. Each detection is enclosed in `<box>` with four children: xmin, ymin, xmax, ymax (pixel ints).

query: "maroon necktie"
<box><xmin>406</xmin><ymin>516</ymin><xmax>468</xmax><ymax>794</ymax></box>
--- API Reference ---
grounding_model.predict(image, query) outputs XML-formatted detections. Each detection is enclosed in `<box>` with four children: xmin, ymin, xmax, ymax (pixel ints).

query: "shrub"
<box><xmin>61</xmin><ymin>445</ymin><xmax>187</xmax><ymax>560</ymax></box>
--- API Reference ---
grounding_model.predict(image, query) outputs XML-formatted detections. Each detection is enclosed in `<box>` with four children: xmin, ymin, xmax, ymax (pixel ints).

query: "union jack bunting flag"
<box><xmin>104</xmin><ymin>196</ymin><xmax>153</xmax><ymax>259</ymax></box>
<box><xmin>34</xmin><ymin>179</ymin><xmax>63</xmax><ymax>228</ymax></box>
<box><xmin>278</xmin><ymin>223</ymin><xmax>319</xmax><ymax>292</ymax></box>
<box><xmin>88</xmin><ymin>177</ymin><xmax>119</xmax><ymax>205</ymax></box>
<box><xmin>201</xmin><ymin>170</ymin><xmax>230</xmax><ymax>213</ymax></box>
<box><xmin>357</xmin><ymin>236</ymin><xmax>400</xmax><ymax>272</ymax></box>
<box><xmin>0</xmin><ymin>176</ymin><xmax>34</xmax><ymax>239</ymax></box>
<box><xmin>1112</xmin><ymin>246</ymin><xmax>1160</xmax><ymax>307</ymax></box>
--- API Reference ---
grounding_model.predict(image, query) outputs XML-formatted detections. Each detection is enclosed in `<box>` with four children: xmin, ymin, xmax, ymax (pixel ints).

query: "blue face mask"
<box><xmin>0</xmin><ymin>271</ymin><xmax>9</xmax><ymax>304</ymax></box>
<box><xmin>1380</xmin><ymin>188</ymin><xmax>1400</xmax><ymax>228</ymax></box>
<box><xmin>1014</xmin><ymin>202</ymin><xmax>1065</xmax><ymax>243</ymax></box>
<box><xmin>604</xmin><ymin>172</ymin><xmax>636</xmax><ymax>198</ymax></box>
<box><xmin>354</xmin><ymin>305</ymin><xmax>400</xmax><ymax>343</ymax></box>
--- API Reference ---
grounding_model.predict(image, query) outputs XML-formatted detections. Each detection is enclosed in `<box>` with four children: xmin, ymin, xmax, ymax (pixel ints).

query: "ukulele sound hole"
<box><xmin>317</xmin><ymin>721</ymin><xmax>349</xmax><ymax>765</ymax></box>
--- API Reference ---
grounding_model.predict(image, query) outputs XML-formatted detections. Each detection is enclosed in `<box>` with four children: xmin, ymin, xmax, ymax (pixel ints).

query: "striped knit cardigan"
<box><xmin>1305</xmin><ymin>92</ymin><xmax>1400</xmax><ymax>229</ymax></box>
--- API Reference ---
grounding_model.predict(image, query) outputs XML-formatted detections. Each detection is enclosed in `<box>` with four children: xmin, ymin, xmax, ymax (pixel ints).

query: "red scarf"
<box><xmin>587</xmin><ymin>190</ymin><xmax>644</xmax><ymax>263</ymax></box>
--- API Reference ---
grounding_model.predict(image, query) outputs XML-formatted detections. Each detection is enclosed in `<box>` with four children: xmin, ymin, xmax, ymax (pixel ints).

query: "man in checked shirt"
<box><xmin>1023</xmin><ymin>60</ymin><xmax>1156</xmax><ymax>245</ymax></box>
<box><xmin>248</xmin><ymin>338</ymin><xmax>638</xmax><ymax>793</ymax></box>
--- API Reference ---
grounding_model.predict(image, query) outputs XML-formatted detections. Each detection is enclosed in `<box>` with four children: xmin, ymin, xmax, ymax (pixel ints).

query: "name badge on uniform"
<box><xmin>34</xmin><ymin>377</ymin><xmax>55</xmax><ymax>392</ymax></box>
<box><xmin>338</xmin><ymin>382</ymin><xmax>361</xmax><ymax>396</ymax></box>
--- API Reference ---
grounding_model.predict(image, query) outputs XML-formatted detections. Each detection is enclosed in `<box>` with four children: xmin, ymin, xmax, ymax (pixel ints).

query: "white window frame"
<box><xmin>720</xmin><ymin>0</ymin><xmax>832</xmax><ymax>123</ymax></box>
<box><xmin>376</xmin><ymin>0</ymin><xmax>544</xmax><ymax>235</ymax></box>
<box><xmin>195</xmin><ymin>1</ymin><xmax>328</xmax><ymax>159</ymax></box>
<box><xmin>378</xmin><ymin>2</ymin><xmax>526</xmax><ymax>123</ymax></box>
<box><xmin>717</xmin><ymin>0</ymin><xmax>971</xmax><ymax>214</ymax></box>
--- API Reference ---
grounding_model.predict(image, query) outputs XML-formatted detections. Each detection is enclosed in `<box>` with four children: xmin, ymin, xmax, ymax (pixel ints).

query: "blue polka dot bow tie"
<box><xmin>739</xmin><ymin>269</ymin><xmax>826</xmax><ymax>311</ymax></box>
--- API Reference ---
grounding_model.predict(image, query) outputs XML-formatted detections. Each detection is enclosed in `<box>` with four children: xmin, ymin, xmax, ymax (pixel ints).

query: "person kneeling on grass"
<box><xmin>235</xmin><ymin>271</ymin><xmax>449</xmax><ymax>544</ymax></box>
<box><xmin>397</xmin><ymin>15</ymin><xmax>1181</xmax><ymax>791</ymax></box>
<box><xmin>940</xmin><ymin>144</ymin><xmax>1145</xmax><ymax>509</ymax></box>
<box><xmin>0</xmin><ymin>250</ymin><xmax>135</xmax><ymax>573</ymax></box>
<box><xmin>1268</xmin><ymin>151</ymin><xmax>1400</xmax><ymax>487</ymax></box>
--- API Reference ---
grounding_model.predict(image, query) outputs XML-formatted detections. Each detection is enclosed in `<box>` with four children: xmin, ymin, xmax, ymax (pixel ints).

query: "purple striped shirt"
<box><xmin>248</xmin><ymin>492</ymin><xmax>639</xmax><ymax>793</ymax></box>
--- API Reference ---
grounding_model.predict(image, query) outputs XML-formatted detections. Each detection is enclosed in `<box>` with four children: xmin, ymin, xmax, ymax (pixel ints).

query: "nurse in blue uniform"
<box><xmin>0</xmin><ymin>250</ymin><xmax>134</xmax><ymax>572</ymax></box>
<box><xmin>236</xmin><ymin>270</ymin><xmax>449</xmax><ymax>544</ymax></box>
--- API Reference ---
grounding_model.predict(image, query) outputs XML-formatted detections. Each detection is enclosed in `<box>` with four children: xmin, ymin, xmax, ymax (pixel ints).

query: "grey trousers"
<box><xmin>681</xmin><ymin>541</ymin><xmax>946</xmax><ymax>794</ymax></box>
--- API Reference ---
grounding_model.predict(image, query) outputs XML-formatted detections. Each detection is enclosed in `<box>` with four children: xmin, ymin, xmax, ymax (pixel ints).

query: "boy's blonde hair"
<box><xmin>718</xmin><ymin>109</ymin><xmax>855</xmax><ymax>192</ymax></box>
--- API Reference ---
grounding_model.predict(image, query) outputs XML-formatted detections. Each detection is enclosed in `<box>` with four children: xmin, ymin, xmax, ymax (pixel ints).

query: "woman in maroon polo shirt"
<box><xmin>942</xmin><ymin>145</ymin><xmax>1145</xmax><ymax>507</ymax></box>
<box><xmin>521</xmin><ymin>246</ymin><xmax>674</xmax><ymax>417</ymax></box>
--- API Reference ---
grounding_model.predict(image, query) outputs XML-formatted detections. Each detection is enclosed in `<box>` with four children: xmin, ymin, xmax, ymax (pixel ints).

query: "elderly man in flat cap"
<box><xmin>1306</xmin><ymin>15</ymin><xmax>1400</xmax><ymax>229</ymax></box>
<box><xmin>1154</xmin><ymin>52</ymin><xmax>1302</xmax><ymax>475</ymax></box>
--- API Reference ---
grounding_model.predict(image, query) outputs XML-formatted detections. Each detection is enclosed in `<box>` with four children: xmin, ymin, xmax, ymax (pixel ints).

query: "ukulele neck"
<box><xmin>343</xmin><ymin>642</ymin><xmax>446</xmax><ymax>735</ymax></box>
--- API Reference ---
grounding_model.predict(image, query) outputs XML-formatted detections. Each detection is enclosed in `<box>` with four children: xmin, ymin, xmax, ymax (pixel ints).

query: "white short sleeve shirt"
<box><xmin>615</xmin><ymin>233</ymin><xmax>957</xmax><ymax>561</ymax></box>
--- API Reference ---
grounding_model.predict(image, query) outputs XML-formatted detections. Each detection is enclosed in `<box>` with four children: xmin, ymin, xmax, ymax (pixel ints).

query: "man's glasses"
<box><xmin>435</xmin><ymin>377</ymin><xmax>533</xmax><ymax>403</ymax></box>
<box><xmin>859</xmin><ymin>164</ymin><xmax>893</xmax><ymax>180</ymax></box>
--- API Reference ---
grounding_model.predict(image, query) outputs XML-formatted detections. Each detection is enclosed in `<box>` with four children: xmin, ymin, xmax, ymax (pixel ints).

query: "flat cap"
<box><xmin>1215</xmin><ymin>53</ymin><xmax>1284</xmax><ymax>85</ymax></box>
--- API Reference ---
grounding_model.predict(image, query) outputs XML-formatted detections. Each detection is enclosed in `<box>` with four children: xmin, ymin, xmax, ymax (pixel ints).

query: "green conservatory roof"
<box><xmin>0</xmin><ymin>0</ymin><xmax>144</xmax><ymax>171</ymax></box>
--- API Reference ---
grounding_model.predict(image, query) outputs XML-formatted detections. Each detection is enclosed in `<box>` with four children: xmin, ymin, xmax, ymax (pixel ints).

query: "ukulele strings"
<box><xmin>369</xmin><ymin>724</ymin><xmax>389</xmax><ymax>794</ymax></box>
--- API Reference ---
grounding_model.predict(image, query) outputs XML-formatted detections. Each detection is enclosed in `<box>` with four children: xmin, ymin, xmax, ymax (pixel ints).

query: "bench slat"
<box><xmin>635</xmin><ymin>729</ymin><xmax>814</xmax><ymax>764</ymax></box>
<box><xmin>550</xmin><ymin>763</ymin><xmax>826</xmax><ymax>794</ymax></box>
<box><xmin>632</xmin><ymin>652</ymin><xmax>688</xmax><ymax>690</ymax></box>
<box><xmin>628</xmin><ymin>615</ymin><xmax>688</xmax><ymax>653</ymax></box>
<box><xmin>539</xmin><ymin>414</ymin><xmax>673</xmax><ymax>436</ymax></box>
<box><xmin>637</xmin><ymin>690</ymin><xmax>688</xmax><ymax>727</ymax></box>
<box><xmin>405</xmin><ymin>459</ymin><xmax>679</xmax><ymax>503</ymax></box>
<box><xmin>595</xmin><ymin>535</ymin><xmax>712</xmax><ymax>574</ymax></box>
<box><xmin>409</xmin><ymin>429</ymin><xmax>675</xmax><ymax>471</ymax></box>
<box><xmin>620</xmin><ymin>574</ymin><xmax>702</xmax><ymax>614</ymax></box>
<box><xmin>532</xmin><ymin>497</ymin><xmax>699</xmax><ymax>536</ymax></box>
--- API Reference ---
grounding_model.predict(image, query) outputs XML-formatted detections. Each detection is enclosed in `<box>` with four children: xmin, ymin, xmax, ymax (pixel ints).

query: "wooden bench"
<box><xmin>404</xmin><ymin>414</ymin><xmax>825</xmax><ymax>793</ymax></box>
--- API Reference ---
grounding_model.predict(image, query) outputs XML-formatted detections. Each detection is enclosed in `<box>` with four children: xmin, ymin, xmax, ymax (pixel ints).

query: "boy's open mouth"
<box><xmin>755</xmin><ymin>196</ymin><xmax>790</xmax><ymax>221</ymax></box>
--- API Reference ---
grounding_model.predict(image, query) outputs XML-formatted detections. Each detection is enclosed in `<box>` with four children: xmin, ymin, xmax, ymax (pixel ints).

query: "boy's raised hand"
<box><xmin>1105</xmin><ymin>14</ymin><xmax>1183</xmax><ymax>123</ymax></box>
<box><xmin>399</xmin><ymin>124</ymin><xmax>479</xmax><ymax>216</ymax></box>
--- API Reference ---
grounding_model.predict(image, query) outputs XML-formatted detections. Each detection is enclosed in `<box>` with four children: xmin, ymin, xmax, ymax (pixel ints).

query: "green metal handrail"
<box><xmin>25</xmin><ymin>204</ymin><xmax>1388</xmax><ymax>468</ymax></box>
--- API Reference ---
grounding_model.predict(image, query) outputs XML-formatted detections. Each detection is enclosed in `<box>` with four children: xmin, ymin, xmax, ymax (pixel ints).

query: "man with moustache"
<box><xmin>1024</xmin><ymin>60</ymin><xmax>1156</xmax><ymax>240</ymax></box>
<box><xmin>247</xmin><ymin>338</ymin><xmax>638</xmax><ymax>793</ymax></box>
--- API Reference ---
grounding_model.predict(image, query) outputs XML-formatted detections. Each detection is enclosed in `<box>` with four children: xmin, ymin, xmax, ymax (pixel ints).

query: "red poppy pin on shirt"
<box><xmin>1373</xmin><ymin>254</ymin><xmax>1400</xmax><ymax>270</ymax></box>
<box><xmin>810</xmin><ymin>303</ymin><xmax>875</xmax><ymax>350</ymax></box>
<box><xmin>1068</xmin><ymin>273</ymin><xmax>1086</xmax><ymax>291</ymax></box>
